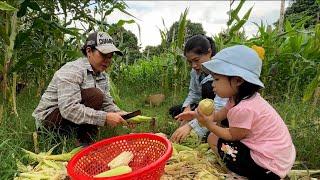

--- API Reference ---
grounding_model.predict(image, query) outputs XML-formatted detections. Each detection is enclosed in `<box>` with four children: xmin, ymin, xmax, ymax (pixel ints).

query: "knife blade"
<box><xmin>121</xmin><ymin>110</ymin><xmax>141</xmax><ymax>120</ymax></box>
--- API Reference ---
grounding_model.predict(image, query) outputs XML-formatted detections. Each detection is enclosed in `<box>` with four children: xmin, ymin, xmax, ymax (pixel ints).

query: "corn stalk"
<box><xmin>172</xmin><ymin>8</ymin><xmax>188</xmax><ymax>103</ymax></box>
<box><xmin>11</xmin><ymin>72</ymin><xmax>18</xmax><ymax>116</ymax></box>
<box><xmin>1</xmin><ymin>3</ymin><xmax>18</xmax><ymax>115</ymax></box>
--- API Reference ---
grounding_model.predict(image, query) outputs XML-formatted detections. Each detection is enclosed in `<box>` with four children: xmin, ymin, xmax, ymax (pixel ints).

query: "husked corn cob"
<box><xmin>94</xmin><ymin>165</ymin><xmax>132</xmax><ymax>178</ymax></box>
<box><xmin>108</xmin><ymin>151</ymin><xmax>134</xmax><ymax>169</ymax></box>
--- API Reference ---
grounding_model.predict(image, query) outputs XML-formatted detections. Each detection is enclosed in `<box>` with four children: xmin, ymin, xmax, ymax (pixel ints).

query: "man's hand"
<box><xmin>175</xmin><ymin>111</ymin><xmax>196</xmax><ymax>121</ymax></box>
<box><xmin>170</xmin><ymin>124</ymin><xmax>192</xmax><ymax>143</ymax></box>
<box><xmin>105</xmin><ymin>112</ymin><xmax>127</xmax><ymax>127</ymax></box>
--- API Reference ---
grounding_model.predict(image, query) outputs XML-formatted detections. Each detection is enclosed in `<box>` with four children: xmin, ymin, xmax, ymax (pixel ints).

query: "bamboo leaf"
<box><xmin>0</xmin><ymin>1</ymin><xmax>17</xmax><ymax>11</ymax></box>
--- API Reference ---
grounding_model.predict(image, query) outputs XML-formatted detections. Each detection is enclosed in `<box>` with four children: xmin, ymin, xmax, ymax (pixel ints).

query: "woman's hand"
<box><xmin>117</xmin><ymin>111</ymin><xmax>128</xmax><ymax>116</ymax></box>
<box><xmin>196</xmin><ymin>108</ymin><xmax>215</xmax><ymax>127</ymax></box>
<box><xmin>175</xmin><ymin>111</ymin><xmax>196</xmax><ymax>121</ymax></box>
<box><xmin>105</xmin><ymin>112</ymin><xmax>127</xmax><ymax>127</ymax></box>
<box><xmin>170</xmin><ymin>124</ymin><xmax>192</xmax><ymax>143</ymax></box>
<box><xmin>183</xmin><ymin>106</ymin><xmax>191</xmax><ymax>112</ymax></box>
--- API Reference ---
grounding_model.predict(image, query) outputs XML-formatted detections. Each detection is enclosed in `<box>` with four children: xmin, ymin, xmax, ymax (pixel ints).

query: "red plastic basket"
<box><xmin>67</xmin><ymin>133</ymin><xmax>172</xmax><ymax>180</ymax></box>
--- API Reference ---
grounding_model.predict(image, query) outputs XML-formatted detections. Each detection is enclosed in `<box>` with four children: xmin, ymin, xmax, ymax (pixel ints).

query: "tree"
<box><xmin>166</xmin><ymin>20</ymin><xmax>206</xmax><ymax>47</ymax></box>
<box><xmin>284</xmin><ymin>0</ymin><xmax>320</xmax><ymax>29</ymax></box>
<box><xmin>109</xmin><ymin>25</ymin><xmax>141</xmax><ymax>64</ymax></box>
<box><xmin>142</xmin><ymin>45</ymin><xmax>163</xmax><ymax>58</ymax></box>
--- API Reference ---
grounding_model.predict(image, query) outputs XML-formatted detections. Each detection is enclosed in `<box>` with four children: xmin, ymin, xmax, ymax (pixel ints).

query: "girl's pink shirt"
<box><xmin>225</xmin><ymin>93</ymin><xmax>296</xmax><ymax>178</ymax></box>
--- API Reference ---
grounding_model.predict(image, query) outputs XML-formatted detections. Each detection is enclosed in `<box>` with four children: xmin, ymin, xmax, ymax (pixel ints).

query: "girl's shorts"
<box><xmin>217</xmin><ymin>139</ymin><xmax>281</xmax><ymax>180</ymax></box>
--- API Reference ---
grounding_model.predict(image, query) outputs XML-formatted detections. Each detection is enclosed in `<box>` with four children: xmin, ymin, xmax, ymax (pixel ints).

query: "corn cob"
<box><xmin>198</xmin><ymin>99</ymin><xmax>215</xmax><ymax>116</ymax></box>
<box><xmin>22</xmin><ymin>146</ymin><xmax>82</xmax><ymax>162</ymax></box>
<box><xmin>127</xmin><ymin>115</ymin><xmax>152</xmax><ymax>123</ymax></box>
<box><xmin>94</xmin><ymin>165</ymin><xmax>132</xmax><ymax>178</ymax></box>
<box><xmin>108</xmin><ymin>151</ymin><xmax>134</xmax><ymax>169</ymax></box>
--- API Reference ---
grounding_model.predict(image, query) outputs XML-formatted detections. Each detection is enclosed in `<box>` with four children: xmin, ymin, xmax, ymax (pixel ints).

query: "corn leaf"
<box><xmin>227</xmin><ymin>0</ymin><xmax>246</xmax><ymax>26</ymax></box>
<box><xmin>177</xmin><ymin>8</ymin><xmax>188</xmax><ymax>49</ymax></box>
<box><xmin>229</xmin><ymin>6</ymin><xmax>253</xmax><ymax>36</ymax></box>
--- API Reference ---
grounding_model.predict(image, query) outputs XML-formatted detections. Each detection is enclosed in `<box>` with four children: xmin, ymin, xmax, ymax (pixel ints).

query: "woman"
<box><xmin>170</xmin><ymin>34</ymin><xmax>228</xmax><ymax>143</ymax></box>
<box><xmin>33</xmin><ymin>31</ymin><xmax>127</xmax><ymax>146</ymax></box>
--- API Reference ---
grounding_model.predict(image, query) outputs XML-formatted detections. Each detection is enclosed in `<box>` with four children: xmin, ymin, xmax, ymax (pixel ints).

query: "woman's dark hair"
<box><xmin>81</xmin><ymin>45</ymin><xmax>97</xmax><ymax>56</ymax></box>
<box><xmin>229</xmin><ymin>77</ymin><xmax>262</xmax><ymax>105</ymax></box>
<box><xmin>184</xmin><ymin>34</ymin><xmax>216</xmax><ymax>57</ymax></box>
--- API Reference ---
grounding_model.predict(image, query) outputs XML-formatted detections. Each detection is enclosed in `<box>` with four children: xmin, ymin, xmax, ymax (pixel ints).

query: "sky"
<box><xmin>106</xmin><ymin>1</ymin><xmax>290</xmax><ymax>49</ymax></box>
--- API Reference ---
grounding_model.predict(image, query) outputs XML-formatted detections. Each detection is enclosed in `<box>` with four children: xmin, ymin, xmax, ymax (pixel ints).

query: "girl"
<box><xmin>170</xmin><ymin>34</ymin><xmax>228</xmax><ymax>143</ymax></box>
<box><xmin>176</xmin><ymin>45</ymin><xmax>296</xmax><ymax>179</ymax></box>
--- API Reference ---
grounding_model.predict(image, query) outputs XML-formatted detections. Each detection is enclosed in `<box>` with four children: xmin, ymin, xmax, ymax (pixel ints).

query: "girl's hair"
<box><xmin>230</xmin><ymin>77</ymin><xmax>262</xmax><ymax>105</ymax></box>
<box><xmin>81</xmin><ymin>45</ymin><xmax>97</xmax><ymax>56</ymax></box>
<box><xmin>184</xmin><ymin>34</ymin><xmax>216</xmax><ymax>57</ymax></box>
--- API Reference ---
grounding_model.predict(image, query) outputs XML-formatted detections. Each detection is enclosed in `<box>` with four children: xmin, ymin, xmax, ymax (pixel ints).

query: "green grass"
<box><xmin>0</xmin><ymin>85</ymin><xmax>319</xmax><ymax>179</ymax></box>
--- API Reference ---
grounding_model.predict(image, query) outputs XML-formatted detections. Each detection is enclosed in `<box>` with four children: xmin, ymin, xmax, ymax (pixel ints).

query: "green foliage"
<box><xmin>285</xmin><ymin>0</ymin><xmax>319</xmax><ymax>29</ymax></box>
<box><xmin>143</xmin><ymin>45</ymin><xmax>164</xmax><ymax>58</ymax></box>
<box><xmin>274</xmin><ymin>101</ymin><xmax>320</xmax><ymax>169</ymax></box>
<box><xmin>113</xmin><ymin>54</ymin><xmax>175</xmax><ymax>92</ymax></box>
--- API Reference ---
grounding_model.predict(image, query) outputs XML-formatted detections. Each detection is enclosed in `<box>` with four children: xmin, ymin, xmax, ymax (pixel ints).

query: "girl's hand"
<box><xmin>175</xmin><ymin>111</ymin><xmax>196</xmax><ymax>121</ymax></box>
<box><xmin>170</xmin><ymin>124</ymin><xmax>192</xmax><ymax>143</ymax></box>
<box><xmin>195</xmin><ymin>108</ymin><xmax>215</xmax><ymax>127</ymax></box>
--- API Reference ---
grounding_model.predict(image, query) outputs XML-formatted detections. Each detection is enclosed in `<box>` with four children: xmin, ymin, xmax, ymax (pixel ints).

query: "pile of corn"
<box><xmin>14</xmin><ymin>145</ymin><xmax>81</xmax><ymax>180</ymax></box>
<box><xmin>155</xmin><ymin>132</ymin><xmax>227</xmax><ymax>180</ymax></box>
<box><xmin>161</xmin><ymin>143</ymin><xmax>227</xmax><ymax>180</ymax></box>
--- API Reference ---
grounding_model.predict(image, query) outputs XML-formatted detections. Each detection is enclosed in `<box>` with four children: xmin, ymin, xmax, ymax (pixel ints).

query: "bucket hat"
<box><xmin>202</xmin><ymin>45</ymin><xmax>264</xmax><ymax>88</ymax></box>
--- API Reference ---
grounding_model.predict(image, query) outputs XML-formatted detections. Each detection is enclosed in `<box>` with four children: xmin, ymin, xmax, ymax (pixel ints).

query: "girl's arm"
<box><xmin>196</xmin><ymin>108</ymin><xmax>249</xmax><ymax>141</ymax></box>
<box><xmin>213</xmin><ymin>107</ymin><xmax>228</xmax><ymax>122</ymax></box>
<box><xmin>205</xmin><ymin>123</ymin><xmax>249</xmax><ymax>141</ymax></box>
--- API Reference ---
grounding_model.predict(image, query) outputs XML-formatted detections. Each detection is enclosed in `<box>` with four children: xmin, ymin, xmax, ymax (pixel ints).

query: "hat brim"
<box><xmin>202</xmin><ymin>59</ymin><xmax>265</xmax><ymax>88</ymax></box>
<box><xmin>96</xmin><ymin>44</ymin><xmax>123</xmax><ymax>56</ymax></box>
